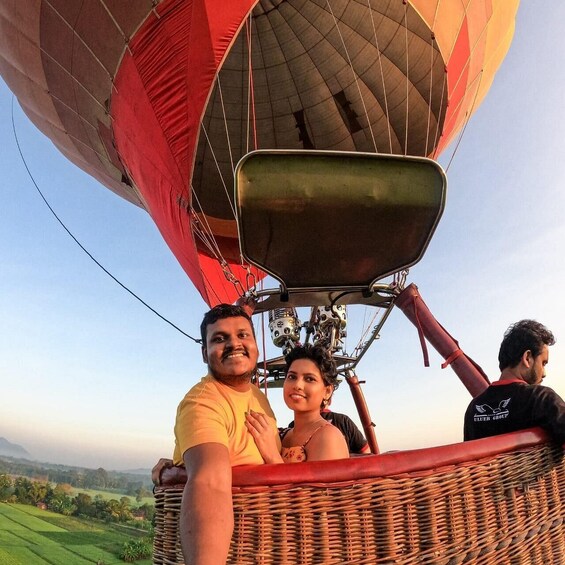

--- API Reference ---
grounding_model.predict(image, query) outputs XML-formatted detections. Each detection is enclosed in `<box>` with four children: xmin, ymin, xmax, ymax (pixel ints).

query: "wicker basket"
<box><xmin>153</xmin><ymin>428</ymin><xmax>565</xmax><ymax>564</ymax></box>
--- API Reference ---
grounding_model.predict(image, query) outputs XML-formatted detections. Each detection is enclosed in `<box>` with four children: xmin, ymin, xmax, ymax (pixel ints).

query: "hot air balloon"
<box><xmin>7</xmin><ymin>3</ymin><xmax>563</xmax><ymax>565</ymax></box>
<box><xmin>0</xmin><ymin>0</ymin><xmax>518</xmax><ymax>306</ymax></box>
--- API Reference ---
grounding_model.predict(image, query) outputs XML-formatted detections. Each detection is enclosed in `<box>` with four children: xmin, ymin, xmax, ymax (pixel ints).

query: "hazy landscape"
<box><xmin>0</xmin><ymin>447</ymin><xmax>155</xmax><ymax>563</ymax></box>
<box><xmin>0</xmin><ymin>438</ymin><xmax>31</xmax><ymax>460</ymax></box>
<box><xmin>0</xmin><ymin>438</ymin><xmax>151</xmax><ymax>478</ymax></box>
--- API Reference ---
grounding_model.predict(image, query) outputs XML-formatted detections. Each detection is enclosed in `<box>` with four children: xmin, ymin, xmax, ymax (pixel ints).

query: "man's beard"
<box><xmin>210</xmin><ymin>366</ymin><xmax>256</xmax><ymax>386</ymax></box>
<box><xmin>525</xmin><ymin>365</ymin><xmax>539</xmax><ymax>385</ymax></box>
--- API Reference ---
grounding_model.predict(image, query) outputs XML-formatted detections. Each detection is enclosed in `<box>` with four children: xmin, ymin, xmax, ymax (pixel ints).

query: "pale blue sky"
<box><xmin>1</xmin><ymin>3</ymin><xmax>565</xmax><ymax>470</ymax></box>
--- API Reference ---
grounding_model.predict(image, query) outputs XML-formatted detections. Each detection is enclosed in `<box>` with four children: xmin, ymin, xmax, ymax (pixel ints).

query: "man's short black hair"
<box><xmin>498</xmin><ymin>319</ymin><xmax>555</xmax><ymax>371</ymax></box>
<box><xmin>200</xmin><ymin>304</ymin><xmax>254</xmax><ymax>344</ymax></box>
<box><xmin>284</xmin><ymin>344</ymin><xmax>339</xmax><ymax>389</ymax></box>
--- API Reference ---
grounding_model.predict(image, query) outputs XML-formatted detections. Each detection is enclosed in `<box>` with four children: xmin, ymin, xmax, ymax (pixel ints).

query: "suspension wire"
<box><xmin>10</xmin><ymin>97</ymin><xmax>200</xmax><ymax>343</ymax></box>
<box><xmin>189</xmin><ymin>211</ymin><xmax>244</xmax><ymax>297</ymax></box>
<box><xmin>187</xmin><ymin>189</ymin><xmax>225</xmax><ymax>260</ymax></box>
<box><xmin>260</xmin><ymin>282</ymin><xmax>269</xmax><ymax>395</ymax></box>
<box><xmin>403</xmin><ymin>2</ymin><xmax>409</xmax><ymax>155</ymax></box>
<box><xmin>187</xmin><ymin>188</ymin><xmax>246</xmax><ymax>297</ymax></box>
<box><xmin>326</xmin><ymin>0</ymin><xmax>378</xmax><ymax>153</ymax></box>
<box><xmin>424</xmin><ymin>31</ymin><xmax>435</xmax><ymax>157</ymax></box>
<box><xmin>216</xmin><ymin>75</ymin><xmax>236</xmax><ymax>174</ymax></box>
<box><xmin>367</xmin><ymin>0</ymin><xmax>393</xmax><ymax>153</ymax></box>
<box><xmin>361</xmin><ymin>305</ymin><xmax>369</xmax><ymax>342</ymax></box>
<box><xmin>354</xmin><ymin>267</ymin><xmax>408</xmax><ymax>352</ymax></box>
<box><xmin>190</xmin><ymin>135</ymin><xmax>248</xmax><ymax>294</ymax></box>
<box><xmin>245</xmin><ymin>17</ymin><xmax>252</xmax><ymax>154</ymax></box>
<box><xmin>199</xmin><ymin>124</ymin><xmax>238</xmax><ymax>220</ymax></box>
<box><xmin>246</xmin><ymin>15</ymin><xmax>258</xmax><ymax>151</ymax></box>
<box><xmin>441</xmin><ymin>0</ymin><xmax>492</xmax><ymax>133</ymax></box>
<box><xmin>191</xmin><ymin>220</ymin><xmax>224</xmax><ymax>260</ymax></box>
<box><xmin>189</xmin><ymin>179</ymin><xmax>249</xmax><ymax>297</ymax></box>
<box><xmin>188</xmin><ymin>146</ymin><xmax>247</xmax><ymax>283</ymax></box>
<box><xmin>430</xmin><ymin>0</ymin><xmax>470</xmax><ymax>159</ymax></box>
<box><xmin>431</xmin><ymin>68</ymin><xmax>447</xmax><ymax>156</ymax></box>
<box><xmin>439</xmin><ymin>0</ymin><xmax>490</xmax><ymax>165</ymax></box>
<box><xmin>354</xmin><ymin>307</ymin><xmax>380</xmax><ymax>353</ymax></box>
<box><xmin>445</xmin><ymin>70</ymin><xmax>483</xmax><ymax>172</ymax></box>
<box><xmin>427</xmin><ymin>0</ymin><xmax>442</xmax><ymax>156</ymax></box>
<box><xmin>199</xmin><ymin>30</ymin><xmax>251</xmax><ymax>272</ymax></box>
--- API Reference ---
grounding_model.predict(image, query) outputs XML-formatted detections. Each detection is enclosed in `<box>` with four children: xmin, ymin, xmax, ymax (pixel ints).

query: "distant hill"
<box><xmin>0</xmin><ymin>437</ymin><xmax>31</xmax><ymax>459</ymax></box>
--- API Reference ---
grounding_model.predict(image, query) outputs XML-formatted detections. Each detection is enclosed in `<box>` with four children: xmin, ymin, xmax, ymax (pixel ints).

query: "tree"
<box><xmin>135</xmin><ymin>486</ymin><xmax>150</xmax><ymax>503</ymax></box>
<box><xmin>54</xmin><ymin>482</ymin><xmax>73</xmax><ymax>495</ymax></box>
<box><xmin>104</xmin><ymin>498</ymin><xmax>120</xmax><ymax>522</ymax></box>
<box><xmin>74</xmin><ymin>492</ymin><xmax>94</xmax><ymax>517</ymax></box>
<box><xmin>94</xmin><ymin>467</ymin><xmax>109</xmax><ymax>488</ymax></box>
<box><xmin>136</xmin><ymin>502</ymin><xmax>155</xmax><ymax>523</ymax></box>
<box><xmin>13</xmin><ymin>477</ymin><xmax>33</xmax><ymax>504</ymax></box>
<box><xmin>48</xmin><ymin>492</ymin><xmax>76</xmax><ymax>516</ymax></box>
<box><xmin>0</xmin><ymin>474</ymin><xmax>12</xmax><ymax>501</ymax></box>
<box><xmin>28</xmin><ymin>481</ymin><xmax>48</xmax><ymax>505</ymax></box>
<box><xmin>118</xmin><ymin>496</ymin><xmax>134</xmax><ymax>521</ymax></box>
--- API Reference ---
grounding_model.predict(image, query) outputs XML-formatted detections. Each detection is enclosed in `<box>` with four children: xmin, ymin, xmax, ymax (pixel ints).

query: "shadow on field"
<box><xmin>40</xmin><ymin>531</ymin><xmax>108</xmax><ymax>544</ymax></box>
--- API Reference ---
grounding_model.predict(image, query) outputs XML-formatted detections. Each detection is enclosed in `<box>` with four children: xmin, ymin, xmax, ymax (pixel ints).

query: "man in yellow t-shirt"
<box><xmin>173</xmin><ymin>371</ymin><xmax>277</xmax><ymax>466</ymax></box>
<box><xmin>173</xmin><ymin>304</ymin><xmax>279</xmax><ymax>565</ymax></box>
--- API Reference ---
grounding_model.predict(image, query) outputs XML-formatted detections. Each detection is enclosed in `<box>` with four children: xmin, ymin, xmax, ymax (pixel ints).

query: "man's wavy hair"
<box><xmin>200</xmin><ymin>304</ymin><xmax>254</xmax><ymax>344</ymax></box>
<box><xmin>284</xmin><ymin>344</ymin><xmax>340</xmax><ymax>389</ymax></box>
<box><xmin>498</xmin><ymin>319</ymin><xmax>555</xmax><ymax>371</ymax></box>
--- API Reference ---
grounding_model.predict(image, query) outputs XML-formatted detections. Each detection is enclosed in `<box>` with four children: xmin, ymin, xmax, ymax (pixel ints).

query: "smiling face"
<box><xmin>283</xmin><ymin>358</ymin><xmax>333</xmax><ymax>413</ymax></box>
<box><xmin>202</xmin><ymin>316</ymin><xmax>258</xmax><ymax>390</ymax></box>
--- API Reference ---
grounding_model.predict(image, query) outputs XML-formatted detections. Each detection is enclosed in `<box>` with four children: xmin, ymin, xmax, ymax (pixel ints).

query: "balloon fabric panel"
<box><xmin>0</xmin><ymin>0</ymin><xmax>520</xmax><ymax>305</ymax></box>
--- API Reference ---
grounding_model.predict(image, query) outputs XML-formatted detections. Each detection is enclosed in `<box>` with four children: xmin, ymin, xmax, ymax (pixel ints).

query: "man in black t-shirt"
<box><xmin>464</xmin><ymin>319</ymin><xmax>565</xmax><ymax>444</ymax></box>
<box><xmin>319</xmin><ymin>408</ymin><xmax>370</xmax><ymax>454</ymax></box>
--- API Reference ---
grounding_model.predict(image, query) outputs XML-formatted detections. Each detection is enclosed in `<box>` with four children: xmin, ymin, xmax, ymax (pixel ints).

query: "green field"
<box><xmin>0</xmin><ymin>503</ymin><xmax>152</xmax><ymax>564</ymax></box>
<box><xmin>69</xmin><ymin>487</ymin><xmax>154</xmax><ymax>506</ymax></box>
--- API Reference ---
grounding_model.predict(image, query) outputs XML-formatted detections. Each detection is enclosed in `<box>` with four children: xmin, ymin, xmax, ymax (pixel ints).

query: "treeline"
<box><xmin>0</xmin><ymin>474</ymin><xmax>154</xmax><ymax>525</ymax></box>
<box><xmin>0</xmin><ymin>456</ymin><xmax>152</xmax><ymax>493</ymax></box>
<box><xmin>0</xmin><ymin>474</ymin><xmax>153</xmax><ymax>562</ymax></box>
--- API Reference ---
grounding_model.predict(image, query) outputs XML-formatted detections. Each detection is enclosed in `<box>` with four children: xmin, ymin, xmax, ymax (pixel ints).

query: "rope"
<box><xmin>412</xmin><ymin>294</ymin><xmax>430</xmax><ymax>367</ymax></box>
<box><xmin>10</xmin><ymin>96</ymin><xmax>200</xmax><ymax>344</ymax></box>
<box><xmin>441</xmin><ymin>348</ymin><xmax>463</xmax><ymax>369</ymax></box>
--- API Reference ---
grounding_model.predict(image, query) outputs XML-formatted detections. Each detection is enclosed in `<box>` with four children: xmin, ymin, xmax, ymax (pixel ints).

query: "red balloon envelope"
<box><xmin>0</xmin><ymin>0</ymin><xmax>519</xmax><ymax>305</ymax></box>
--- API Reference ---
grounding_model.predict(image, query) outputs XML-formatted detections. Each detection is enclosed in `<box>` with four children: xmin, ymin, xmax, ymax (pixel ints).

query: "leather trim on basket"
<box><xmin>159</xmin><ymin>427</ymin><xmax>549</xmax><ymax>488</ymax></box>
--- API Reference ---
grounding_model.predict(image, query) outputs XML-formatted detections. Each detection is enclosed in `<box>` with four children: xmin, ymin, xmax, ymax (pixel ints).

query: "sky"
<box><xmin>1</xmin><ymin>3</ymin><xmax>565</xmax><ymax>471</ymax></box>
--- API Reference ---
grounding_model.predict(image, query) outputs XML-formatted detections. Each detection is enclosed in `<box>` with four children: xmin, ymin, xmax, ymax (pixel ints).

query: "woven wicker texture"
<box><xmin>153</xmin><ymin>443</ymin><xmax>565</xmax><ymax>564</ymax></box>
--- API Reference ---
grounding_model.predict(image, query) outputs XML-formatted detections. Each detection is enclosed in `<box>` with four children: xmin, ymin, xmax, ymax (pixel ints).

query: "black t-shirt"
<box><xmin>464</xmin><ymin>381</ymin><xmax>565</xmax><ymax>444</ymax></box>
<box><xmin>286</xmin><ymin>410</ymin><xmax>368</xmax><ymax>454</ymax></box>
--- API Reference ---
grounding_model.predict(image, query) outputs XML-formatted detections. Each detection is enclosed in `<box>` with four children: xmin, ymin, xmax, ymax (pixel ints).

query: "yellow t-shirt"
<box><xmin>173</xmin><ymin>374</ymin><xmax>279</xmax><ymax>466</ymax></box>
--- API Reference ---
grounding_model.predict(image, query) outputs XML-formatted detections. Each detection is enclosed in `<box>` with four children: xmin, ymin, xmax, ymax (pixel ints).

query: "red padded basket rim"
<box><xmin>159</xmin><ymin>427</ymin><xmax>550</xmax><ymax>488</ymax></box>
